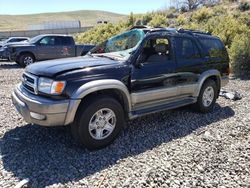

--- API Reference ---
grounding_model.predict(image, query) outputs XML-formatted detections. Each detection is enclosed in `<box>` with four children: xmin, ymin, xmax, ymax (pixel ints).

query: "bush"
<box><xmin>238</xmin><ymin>2</ymin><xmax>250</xmax><ymax>11</ymax></box>
<box><xmin>141</xmin><ymin>13</ymin><xmax>153</xmax><ymax>25</ymax></box>
<box><xmin>75</xmin><ymin>23</ymin><xmax>127</xmax><ymax>44</ymax></box>
<box><xmin>191</xmin><ymin>7</ymin><xmax>213</xmax><ymax>23</ymax></box>
<box><xmin>230</xmin><ymin>32</ymin><xmax>250</xmax><ymax>76</ymax></box>
<box><xmin>205</xmin><ymin>16</ymin><xmax>249</xmax><ymax>47</ymax></box>
<box><xmin>176</xmin><ymin>14</ymin><xmax>187</xmax><ymax>26</ymax></box>
<box><xmin>148</xmin><ymin>14</ymin><xmax>167</xmax><ymax>27</ymax></box>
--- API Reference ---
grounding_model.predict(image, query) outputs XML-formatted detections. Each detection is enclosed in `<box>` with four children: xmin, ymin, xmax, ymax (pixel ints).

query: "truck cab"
<box><xmin>12</xmin><ymin>27</ymin><xmax>229</xmax><ymax>150</ymax></box>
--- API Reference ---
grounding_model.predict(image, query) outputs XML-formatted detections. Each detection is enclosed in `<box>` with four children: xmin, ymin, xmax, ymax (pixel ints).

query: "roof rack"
<box><xmin>177</xmin><ymin>28</ymin><xmax>211</xmax><ymax>35</ymax></box>
<box><xmin>130</xmin><ymin>25</ymin><xmax>151</xmax><ymax>30</ymax></box>
<box><xmin>130</xmin><ymin>26</ymin><xmax>211</xmax><ymax>36</ymax></box>
<box><xmin>148</xmin><ymin>27</ymin><xmax>178</xmax><ymax>34</ymax></box>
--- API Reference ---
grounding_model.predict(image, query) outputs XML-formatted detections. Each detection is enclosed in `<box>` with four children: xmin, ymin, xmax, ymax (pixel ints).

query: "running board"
<box><xmin>129</xmin><ymin>98</ymin><xmax>196</xmax><ymax>119</ymax></box>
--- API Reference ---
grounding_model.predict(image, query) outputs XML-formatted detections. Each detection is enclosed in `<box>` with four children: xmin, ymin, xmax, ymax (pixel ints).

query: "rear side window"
<box><xmin>55</xmin><ymin>37</ymin><xmax>73</xmax><ymax>45</ymax></box>
<box><xmin>175</xmin><ymin>38</ymin><xmax>201</xmax><ymax>59</ymax></box>
<box><xmin>62</xmin><ymin>37</ymin><xmax>73</xmax><ymax>45</ymax></box>
<box><xmin>199</xmin><ymin>38</ymin><xmax>227</xmax><ymax>58</ymax></box>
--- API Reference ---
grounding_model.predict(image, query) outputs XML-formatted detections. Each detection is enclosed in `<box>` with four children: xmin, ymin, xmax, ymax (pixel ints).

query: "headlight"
<box><xmin>38</xmin><ymin>77</ymin><xmax>66</xmax><ymax>95</ymax></box>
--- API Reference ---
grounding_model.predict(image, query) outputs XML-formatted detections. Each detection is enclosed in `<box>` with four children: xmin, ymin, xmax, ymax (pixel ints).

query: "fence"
<box><xmin>0</xmin><ymin>26</ymin><xmax>93</xmax><ymax>38</ymax></box>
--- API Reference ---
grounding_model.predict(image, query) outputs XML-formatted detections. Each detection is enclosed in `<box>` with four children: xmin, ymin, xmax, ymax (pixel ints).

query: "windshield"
<box><xmin>29</xmin><ymin>35</ymin><xmax>44</xmax><ymax>44</ymax></box>
<box><xmin>90</xmin><ymin>29</ymin><xmax>145</xmax><ymax>61</ymax></box>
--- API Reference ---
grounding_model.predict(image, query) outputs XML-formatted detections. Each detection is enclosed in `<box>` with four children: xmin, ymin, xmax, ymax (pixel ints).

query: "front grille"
<box><xmin>22</xmin><ymin>73</ymin><xmax>38</xmax><ymax>94</ymax></box>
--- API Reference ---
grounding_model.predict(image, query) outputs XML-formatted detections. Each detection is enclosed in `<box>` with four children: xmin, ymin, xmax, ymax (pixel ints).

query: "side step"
<box><xmin>129</xmin><ymin>98</ymin><xmax>196</xmax><ymax>119</ymax></box>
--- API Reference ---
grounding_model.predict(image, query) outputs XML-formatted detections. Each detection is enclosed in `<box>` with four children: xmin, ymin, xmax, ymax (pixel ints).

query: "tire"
<box><xmin>71</xmin><ymin>96</ymin><xmax>125</xmax><ymax>150</ymax></box>
<box><xmin>18</xmin><ymin>53</ymin><xmax>35</xmax><ymax>67</ymax></box>
<box><xmin>193</xmin><ymin>79</ymin><xmax>218</xmax><ymax>113</ymax></box>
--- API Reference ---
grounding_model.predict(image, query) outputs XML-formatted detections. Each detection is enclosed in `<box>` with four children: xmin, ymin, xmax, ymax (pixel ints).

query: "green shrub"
<box><xmin>75</xmin><ymin>23</ymin><xmax>127</xmax><ymax>44</ymax></box>
<box><xmin>176</xmin><ymin>14</ymin><xmax>187</xmax><ymax>26</ymax></box>
<box><xmin>191</xmin><ymin>7</ymin><xmax>213</xmax><ymax>23</ymax></box>
<box><xmin>206</xmin><ymin>16</ymin><xmax>249</xmax><ymax>47</ymax></box>
<box><xmin>148</xmin><ymin>14</ymin><xmax>167</xmax><ymax>27</ymax></box>
<box><xmin>229</xmin><ymin>32</ymin><xmax>250</xmax><ymax>76</ymax></box>
<box><xmin>238</xmin><ymin>2</ymin><xmax>250</xmax><ymax>11</ymax></box>
<box><xmin>141</xmin><ymin>13</ymin><xmax>153</xmax><ymax>25</ymax></box>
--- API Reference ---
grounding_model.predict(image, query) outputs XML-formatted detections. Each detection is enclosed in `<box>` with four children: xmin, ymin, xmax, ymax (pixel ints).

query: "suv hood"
<box><xmin>26</xmin><ymin>56</ymin><xmax>120</xmax><ymax>77</ymax></box>
<box><xmin>5</xmin><ymin>41</ymin><xmax>29</xmax><ymax>47</ymax></box>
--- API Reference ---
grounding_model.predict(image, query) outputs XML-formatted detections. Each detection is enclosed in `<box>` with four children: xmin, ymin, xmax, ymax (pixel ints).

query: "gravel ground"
<box><xmin>0</xmin><ymin>61</ymin><xmax>249</xmax><ymax>188</ymax></box>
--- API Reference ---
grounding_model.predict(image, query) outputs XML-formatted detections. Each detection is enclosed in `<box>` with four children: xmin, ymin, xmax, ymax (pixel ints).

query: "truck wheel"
<box><xmin>193</xmin><ymin>79</ymin><xmax>218</xmax><ymax>113</ymax></box>
<box><xmin>19</xmin><ymin>53</ymin><xmax>35</xmax><ymax>67</ymax></box>
<box><xmin>71</xmin><ymin>96</ymin><xmax>125</xmax><ymax>150</ymax></box>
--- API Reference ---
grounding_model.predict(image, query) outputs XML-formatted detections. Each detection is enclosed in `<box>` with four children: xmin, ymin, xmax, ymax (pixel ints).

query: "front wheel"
<box><xmin>71</xmin><ymin>96</ymin><xmax>125</xmax><ymax>150</ymax></box>
<box><xmin>18</xmin><ymin>53</ymin><xmax>35</xmax><ymax>67</ymax></box>
<box><xmin>193</xmin><ymin>79</ymin><xmax>218</xmax><ymax>113</ymax></box>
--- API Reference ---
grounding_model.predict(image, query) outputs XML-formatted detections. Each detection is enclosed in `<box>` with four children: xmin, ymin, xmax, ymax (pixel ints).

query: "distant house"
<box><xmin>97</xmin><ymin>20</ymin><xmax>109</xmax><ymax>24</ymax></box>
<box><xmin>28</xmin><ymin>20</ymin><xmax>81</xmax><ymax>30</ymax></box>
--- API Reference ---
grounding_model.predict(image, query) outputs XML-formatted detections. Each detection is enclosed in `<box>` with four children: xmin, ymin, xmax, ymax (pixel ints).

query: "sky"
<box><xmin>0</xmin><ymin>0</ymin><xmax>169</xmax><ymax>15</ymax></box>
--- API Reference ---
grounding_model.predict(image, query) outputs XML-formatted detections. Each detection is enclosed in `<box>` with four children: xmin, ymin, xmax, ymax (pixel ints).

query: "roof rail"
<box><xmin>148</xmin><ymin>27</ymin><xmax>177</xmax><ymax>34</ymax></box>
<box><xmin>130</xmin><ymin>25</ymin><xmax>151</xmax><ymax>30</ymax></box>
<box><xmin>177</xmin><ymin>28</ymin><xmax>211</xmax><ymax>35</ymax></box>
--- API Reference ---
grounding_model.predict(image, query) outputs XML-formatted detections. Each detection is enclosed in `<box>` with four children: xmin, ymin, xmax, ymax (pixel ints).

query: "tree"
<box><xmin>127</xmin><ymin>12</ymin><xmax>135</xmax><ymax>27</ymax></box>
<box><xmin>171</xmin><ymin>0</ymin><xmax>220</xmax><ymax>10</ymax></box>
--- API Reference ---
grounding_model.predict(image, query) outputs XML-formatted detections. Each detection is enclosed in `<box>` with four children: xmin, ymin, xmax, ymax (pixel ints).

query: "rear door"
<box><xmin>174</xmin><ymin>36</ymin><xmax>205</xmax><ymax>97</ymax></box>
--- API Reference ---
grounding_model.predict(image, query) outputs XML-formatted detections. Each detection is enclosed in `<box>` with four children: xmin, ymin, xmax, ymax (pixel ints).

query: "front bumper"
<box><xmin>12</xmin><ymin>84</ymin><xmax>71</xmax><ymax>126</ymax></box>
<box><xmin>0</xmin><ymin>49</ymin><xmax>10</xmax><ymax>60</ymax></box>
<box><xmin>0</xmin><ymin>49</ymin><xmax>4</xmax><ymax>59</ymax></box>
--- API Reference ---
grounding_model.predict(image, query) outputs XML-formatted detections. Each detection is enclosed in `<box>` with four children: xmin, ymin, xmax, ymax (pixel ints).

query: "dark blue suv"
<box><xmin>12</xmin><ymin>27</ymin><xmax>229</xmax><ymax>150</ymax></box>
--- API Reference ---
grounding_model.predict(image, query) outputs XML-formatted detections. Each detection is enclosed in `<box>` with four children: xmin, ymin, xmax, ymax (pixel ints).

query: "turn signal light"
<box><xmin>51</xmin><ymin>81</ymin><xmax>66</xmax><ymax>94</ymax></box>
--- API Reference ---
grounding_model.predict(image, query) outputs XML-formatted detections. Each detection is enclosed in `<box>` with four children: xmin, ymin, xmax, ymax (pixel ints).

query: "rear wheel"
<box><xmin>18</xmin><ymin>53</ymin><xmax>35</xmax><ymax>67</ymax></box>
<box><xmin>71</xmin><ymin>96</ymin><xmax>125</xmax><ymax>150</ymax></box>
<box><xmin>193</xmin><ymin>79</ymin><xmax>218</xmax><ymax>113</ymax></box>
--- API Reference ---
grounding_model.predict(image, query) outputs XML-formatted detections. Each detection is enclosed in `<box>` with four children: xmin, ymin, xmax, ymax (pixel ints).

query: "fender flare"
<box><xmin>18</xmin><ymin>51</ymin><xmax>36</xmax><ymax>60</ymax></box>
<box><xmin>194</xmin><ymin>69</ymin><xmax>221</xmax><ymax>97</ymax></box>
<box><xmin>64</xmin><ymin>79</ymin><xmax>131</xmax><ymax>125</ymax></box>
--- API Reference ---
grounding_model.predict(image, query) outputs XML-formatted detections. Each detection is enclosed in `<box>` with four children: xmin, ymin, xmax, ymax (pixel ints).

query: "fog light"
<box><xmin>30</xmin><ymin>112</ymin><xmax>46</xmax><ymax>120</ymax></box>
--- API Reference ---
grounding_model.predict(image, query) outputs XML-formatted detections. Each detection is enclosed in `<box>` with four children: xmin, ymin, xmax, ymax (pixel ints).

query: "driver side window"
<box><xmin>140</xmin><ymin>37</ymin><xmax>171</xmax><ymax>64</ymax></box>
<box><xmin>39</xmin><ymin>36</ymin><xmax>55</xmax><ymax>46</ymax></box>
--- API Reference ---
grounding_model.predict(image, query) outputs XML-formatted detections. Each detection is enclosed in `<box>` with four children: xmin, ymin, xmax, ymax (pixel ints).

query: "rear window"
<box><xmin>55</xmin><ymin>37</ymin><xmax>73</xmax><ymax>45</ymax></box>
<box><xmin>199</xmin><ymin>38</ymin><xmax>227</xmax><ymax>58</ymax></box>
<box><xmin>175</xmin><ymin>37</ymin><xmax>201</xmax><ymax>59</ymax></box>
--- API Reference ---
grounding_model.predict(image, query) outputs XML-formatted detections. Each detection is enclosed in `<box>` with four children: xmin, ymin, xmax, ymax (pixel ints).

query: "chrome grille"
<box><xmin>22</xmin><ymin>73</ymin><xmax>38</xmax><ymax>94</ymax></box>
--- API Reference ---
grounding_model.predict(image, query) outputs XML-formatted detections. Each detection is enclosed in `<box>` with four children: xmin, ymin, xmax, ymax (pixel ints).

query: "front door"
<box><xmin>36</xmin><ymin>36</ymin><xmax>59</xmax><ymax>60</ymax></box>
<box><xmin>131</xmin><ymin>35</ymin><xmax>177</xmax><ymax>106</ymax></box>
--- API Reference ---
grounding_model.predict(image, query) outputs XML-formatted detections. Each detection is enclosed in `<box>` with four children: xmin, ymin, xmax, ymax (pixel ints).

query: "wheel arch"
<box><xmin>18</xmin><ymin>51</ymin><xmax>36</xmax><ymax>61</ymax></box>
<box><xmin>64</xmin><ymin>79</ymin><xmax>131</xmax><ymax>125</ymax></box>
<box><xmin>195</xmin><ymin>69</ymin><xmax>221</xmax><ymax>97</ymax></box>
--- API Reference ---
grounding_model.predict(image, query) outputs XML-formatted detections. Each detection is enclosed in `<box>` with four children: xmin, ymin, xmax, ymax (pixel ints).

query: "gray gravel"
<box><xmin>0</xmin><ymin>61</ymin><xmax>249</xmax><ymax>188</ymax></box>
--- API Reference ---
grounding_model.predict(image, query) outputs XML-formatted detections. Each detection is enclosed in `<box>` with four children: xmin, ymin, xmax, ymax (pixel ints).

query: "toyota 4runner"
<box><xmin>12</xmin><ymin>27</ymin><xmax>229</xmax><ymax>150</ymax></box>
